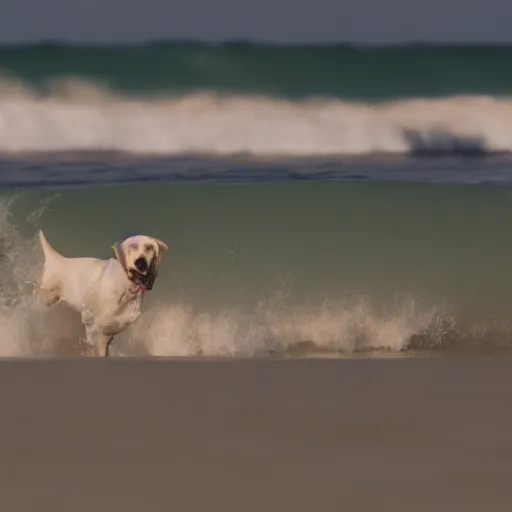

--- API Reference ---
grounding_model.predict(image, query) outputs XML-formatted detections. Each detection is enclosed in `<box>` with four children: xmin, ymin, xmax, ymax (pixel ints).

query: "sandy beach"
<box><xmin>0</xmin><ymin>355</ymin><xmax>510</xmax><ymax>511</ymax></box>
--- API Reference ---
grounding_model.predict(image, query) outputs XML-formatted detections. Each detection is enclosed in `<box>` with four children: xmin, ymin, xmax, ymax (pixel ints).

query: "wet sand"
<box><xmin>0</xmin><ymin>355</ymin><xmax>511</xmax><ymax>511</ymax></box>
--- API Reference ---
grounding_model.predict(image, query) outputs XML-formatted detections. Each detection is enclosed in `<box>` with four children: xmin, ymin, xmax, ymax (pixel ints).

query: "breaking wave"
<box><xmin>0</xmin><ymin>78</ymin><xmax>511</xmax><ymax>156</ymax></box>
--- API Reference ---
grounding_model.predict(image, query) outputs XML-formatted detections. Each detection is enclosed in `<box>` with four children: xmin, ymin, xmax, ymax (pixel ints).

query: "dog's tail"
<box><xmin>38</xmin><ymin>230</ymin><xmax>64</xmax><ymax>300</ymax></box>
<box><xmin>38</xmin><ymin>230</ymin><xmax>64</xmax><ymax>263</ymax></box>
<box><xmin>39</xmin><ymin>230</ymin><xmax>55</xmax><ymax>257</ymax></box>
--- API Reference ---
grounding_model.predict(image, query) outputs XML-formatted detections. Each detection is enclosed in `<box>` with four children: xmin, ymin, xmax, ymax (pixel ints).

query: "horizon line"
<box><xmin>1</xmin><ymin>37</ymin><xmax>512</xmax><ymax>48</ymax></box>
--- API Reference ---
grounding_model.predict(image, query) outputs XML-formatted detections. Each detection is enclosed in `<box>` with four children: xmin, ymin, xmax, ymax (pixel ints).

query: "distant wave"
<box><xmin>1</xmin><ymin>41</ymin><xmax>512</xmax><ymax>99</ymax></box>
<box><xmin>0</xmin><ymin>78</ymin><xmax>511</xmax><ymax>156</ymax></box>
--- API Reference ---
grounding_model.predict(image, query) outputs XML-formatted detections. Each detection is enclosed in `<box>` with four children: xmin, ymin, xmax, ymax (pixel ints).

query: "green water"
<box><xmin>7</xmin><ymin>181</ymin><xmax>512</xmax><ymax>322</ymax></box>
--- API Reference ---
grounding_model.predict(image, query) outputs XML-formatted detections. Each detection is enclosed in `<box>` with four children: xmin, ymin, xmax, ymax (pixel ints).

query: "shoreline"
<box><xmin>0</xmin><ymin>355</ymin><xmax>511</xmax><ymax>510</ymax></box>
<box><xmin>0</xmin><ymin>347</ymin><xmax>503</xmax><ymax>362</ymax></box>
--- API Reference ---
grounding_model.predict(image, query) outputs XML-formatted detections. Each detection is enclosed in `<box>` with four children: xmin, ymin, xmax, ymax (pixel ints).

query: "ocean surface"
<box><xmin>1</xmin><ymin>41</ymin><xmax>512</xmax><ymax>357</ymax></box>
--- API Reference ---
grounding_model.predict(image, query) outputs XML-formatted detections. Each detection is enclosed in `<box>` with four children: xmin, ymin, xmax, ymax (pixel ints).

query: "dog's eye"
<box><xmin>129</xmin><ymin>243</ymin><xmax>138</xmax><ymax>251</ymax></box>
<box><xmin>144</xmin><ymin>244</ymin><xmax>154</xmax><ymax>253</ymax></box>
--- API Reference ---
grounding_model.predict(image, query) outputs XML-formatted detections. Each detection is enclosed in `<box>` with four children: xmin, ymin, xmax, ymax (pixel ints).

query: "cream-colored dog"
<box><xmin>38</xmin><ymin>230</ymin><xmax>168</xmax><ymax>357</ymax></box>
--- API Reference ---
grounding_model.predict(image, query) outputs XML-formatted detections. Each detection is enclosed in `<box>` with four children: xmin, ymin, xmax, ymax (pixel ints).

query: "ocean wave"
<box><xmin>0</xmin><ymin>78</ymin><xmax>511</xmax><ymax>156</ymax></box>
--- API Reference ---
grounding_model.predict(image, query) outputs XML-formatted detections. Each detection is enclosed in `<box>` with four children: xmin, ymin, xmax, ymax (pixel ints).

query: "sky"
<box><xmin>0</xmin><ymin>0</ymin><xmax>511</xmax><ymax>43</ymax></box>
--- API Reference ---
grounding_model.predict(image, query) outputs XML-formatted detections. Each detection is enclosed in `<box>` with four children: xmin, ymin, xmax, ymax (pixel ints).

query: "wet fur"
<box><xmin>38</xmin><ymin>230</ymin><xmax>167</xmax><ymax>356</ymax></box>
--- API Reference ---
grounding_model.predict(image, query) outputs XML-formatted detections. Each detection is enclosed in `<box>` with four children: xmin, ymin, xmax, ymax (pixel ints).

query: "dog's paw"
<box><xmin>79</xmin><ymin>341</ymin><xmax>96</xmax><ymax>357</ymax></box>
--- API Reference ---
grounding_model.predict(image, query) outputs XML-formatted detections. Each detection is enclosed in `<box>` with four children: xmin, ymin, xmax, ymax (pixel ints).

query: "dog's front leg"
<box><xmin>84</xmin><ymin>325</ymin><xmax>113</xmax><ymax>357</ymax></box>
<box><xmin>95</xmin><ymin>334</ymin><xmax>114</xmax><ymax>357</ymax></box>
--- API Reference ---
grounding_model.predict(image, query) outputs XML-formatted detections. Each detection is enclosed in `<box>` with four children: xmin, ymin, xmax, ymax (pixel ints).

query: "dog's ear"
<box><xmin>112</xmin><ymin>241</ymin><xmax>126</xmax><ymax>268</ymax></box>
<box><xmin>155</xmin><ymin>239</ymin><xmax>168</xmax><ymax>253</ymax></box>
<box><xmin>154</xmin><ymin>238</ymin><xmax>168</xmax><ymax>267</ymax></box>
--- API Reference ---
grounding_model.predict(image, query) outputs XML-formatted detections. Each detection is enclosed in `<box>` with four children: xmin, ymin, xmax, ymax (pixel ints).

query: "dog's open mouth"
<box><xmin>127</xmin><ymin>256</ymin><xmax>156</xmax><ymax>291</ymax></box>
<box><xmin>112</xmin><ymin>243</ymin><xmax>159</xmax><ymax>292</ymax></box>
<box><xmin>128</xmin><ymin>269</ymin><xmax>152</xmax><ymax>290</ymax></box>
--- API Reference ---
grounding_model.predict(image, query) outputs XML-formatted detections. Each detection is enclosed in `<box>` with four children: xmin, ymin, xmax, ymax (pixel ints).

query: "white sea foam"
<box><xmin>121</xmin><ymin>296</ymin><xmax>437</xmax><ymax>357</ymax></box>
<box><xmin>0</xmin><ymin>77</ymin><xmax>510</xmax><ymax>156</ymax></box>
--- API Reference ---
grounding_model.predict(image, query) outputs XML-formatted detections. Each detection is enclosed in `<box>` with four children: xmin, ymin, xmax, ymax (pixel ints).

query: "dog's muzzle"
<box><xmin>128</xmin><ymin>257</ymin><xmax>157</xmax><ymax>291</ymax></box>
<box><xmin>135</xmin><ymin>257</ymin><xmax>148</xmax><ymax>273</ymax></box>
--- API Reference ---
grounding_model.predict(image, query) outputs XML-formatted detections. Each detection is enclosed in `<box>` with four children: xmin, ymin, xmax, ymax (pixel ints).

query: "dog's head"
<box><xmin>113</xmin><ymin>234</ymin><xmax>168</xmax><ymax>291</ymax></box>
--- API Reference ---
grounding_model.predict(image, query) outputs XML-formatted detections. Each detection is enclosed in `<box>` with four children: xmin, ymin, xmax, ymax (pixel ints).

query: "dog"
<box><xmin>38</xmin><ymin>230</ymin><xmax>168</xmax><ymax>357</ymax></box>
